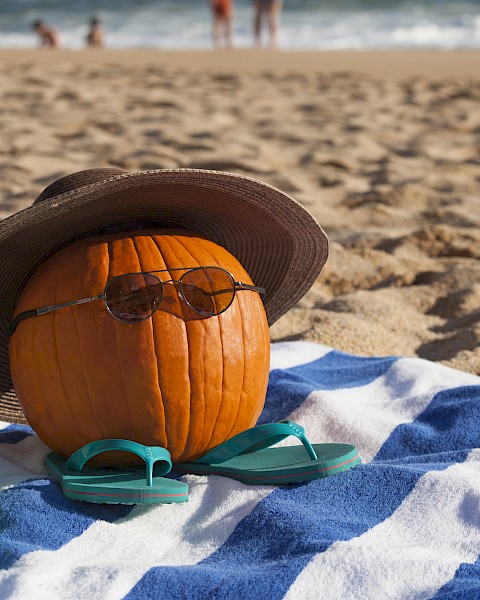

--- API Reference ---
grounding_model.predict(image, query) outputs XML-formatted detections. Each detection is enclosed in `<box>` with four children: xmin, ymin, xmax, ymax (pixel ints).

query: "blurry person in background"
<box><xmin>32</xmin><ymin>20</ymin><xmax>60</xmax><ymax>48</ymax></box>
<box><xmin>253</xmin><ymin>0</ymin><xmax>282</xmax><ymax>48</ymax></box>
<box><xmin>210</xmin><ymin>0</ymin><xmax>233</xmax><ymax>49</ymax></box>
<box><xmin>86</xmin><ymin>17</ymin><xmax>105</xmax><ymax>48</ymax></box>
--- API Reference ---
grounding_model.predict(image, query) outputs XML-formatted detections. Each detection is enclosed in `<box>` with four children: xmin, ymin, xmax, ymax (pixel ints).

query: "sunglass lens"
<box><xmin>180</xmin><ymin>267</ymin><xmax>235</xmax><ymax>316</ymax></box>
<box><xmin>105</xmin><ymin>273</ymin><xmax>163</xmax><ymax>323</ymax></box>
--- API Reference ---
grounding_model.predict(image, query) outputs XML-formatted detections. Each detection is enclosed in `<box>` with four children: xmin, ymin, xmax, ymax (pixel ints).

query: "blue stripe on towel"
<box><xmin>432</xmin><ymin>558</ymin><xmax>480</xmax><ymax>599</ymax></box>
<box><xmin>0</xmin><ymin>424</ymin><xmax>34</xmax><ymax>445</ymax></box>
<box><xmin>0</xmin><ymin>480</ymin><xmax>133</xmax><ymax>570</ymax></box>
<box><xmin>260</xmin><ymin>351</ymin><xmax>398</xmax><ymax>424</ymax></box>
<box><xmin>375</xmin><ymin>386</ymin><xmax>480</xmax><ymax>460</ymax></box>
<box><xmin>2</xmin><ymin>423</ymin><xmax>33</xmax><ymax>433</ymax></box>
<box><xmin>0</xmin><ymin>430</ymin><xmax>33</xmax><ymax>445</ymax></box>
<box><xmin>1</xmin><ymin>424</ymin><xmax>33</xmax><ymax>434</ymax></box>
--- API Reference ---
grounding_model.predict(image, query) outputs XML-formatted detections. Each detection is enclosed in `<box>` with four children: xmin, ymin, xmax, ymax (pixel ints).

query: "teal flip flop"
<box><xmin>45</xmin><ymin>439</ymin><xmax>189</xmax><ymax>505</ymax></box>
<box><xmin>174</xmin><ymin>420</ymin><xmax>361</xmax><ymax>485</ymax></box>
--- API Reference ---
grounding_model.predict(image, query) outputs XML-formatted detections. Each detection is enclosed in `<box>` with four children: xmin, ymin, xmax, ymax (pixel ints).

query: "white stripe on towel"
<box><xmin>269</xmin><ymin>341</ymin><xmax>331</xmax><ymax>371</ymax></box>
<box><xmin>285</xmin><ymin>448</ymin><xmax>480</xmax><ymax>600</ymax></box>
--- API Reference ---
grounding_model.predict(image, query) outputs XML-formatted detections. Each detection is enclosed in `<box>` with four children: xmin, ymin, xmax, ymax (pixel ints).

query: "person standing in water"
<box><xmin>210</xmin><ymin>0</ymin><xmax>233</xmax><ymax>49</ymax></box>
<box><xmin>253</xmin><ymin>0</ymin><xmax>283</xmax><ymax>48</ymax></box>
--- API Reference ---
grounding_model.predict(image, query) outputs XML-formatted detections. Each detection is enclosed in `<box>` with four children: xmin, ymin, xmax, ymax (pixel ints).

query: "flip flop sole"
<box><xmin>174</xmin><ymin>443</ymin><xmax>361</xmax><ymax>485</ymax></box>
<box><xmin>46</xmin><ymin>454</ymin><xmax>189</xmax><ymax>505</ymax></box>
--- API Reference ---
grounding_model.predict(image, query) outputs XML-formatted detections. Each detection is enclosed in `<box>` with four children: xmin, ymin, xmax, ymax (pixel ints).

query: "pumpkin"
<box><xmin>9</xmin><ymin>230</ymin><xmax>270</xmax><ymax>465</ymax></box>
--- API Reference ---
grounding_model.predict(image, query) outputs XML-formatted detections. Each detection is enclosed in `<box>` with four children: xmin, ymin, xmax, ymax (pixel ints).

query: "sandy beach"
<box><xmin>1</xmin><ymin>49</ymin><xmax>479</xmax><ymax>373</ymax></box>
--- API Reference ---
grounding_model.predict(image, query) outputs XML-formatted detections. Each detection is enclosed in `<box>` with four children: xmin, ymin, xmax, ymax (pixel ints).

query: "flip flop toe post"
<box><xmin>46</xmin><ymin>439</ymin><xmax>189</xmax><ymax>505</ymax></box>
<box><xmin>174</xmin><ymin>420</ymin><xmax>361</xmax><ymax>485</ymax></box>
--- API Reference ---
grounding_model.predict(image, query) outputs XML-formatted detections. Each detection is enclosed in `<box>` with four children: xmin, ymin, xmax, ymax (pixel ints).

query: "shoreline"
<box><xmin>1</xmin><ymin>48</ymin><xmax>479</xmax><ymax>78</ymax></box>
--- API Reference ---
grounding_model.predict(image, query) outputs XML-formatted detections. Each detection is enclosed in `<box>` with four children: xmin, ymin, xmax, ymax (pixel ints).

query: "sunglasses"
<box><xmin>8</xmin><ymin>266</ymin><xmax>266</xmax><ymax>336</ymax></box>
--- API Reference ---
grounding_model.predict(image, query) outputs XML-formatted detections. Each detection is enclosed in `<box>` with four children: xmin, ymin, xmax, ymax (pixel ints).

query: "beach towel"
<box><xmin>1</xmin><ymin>340</ymin><xmax>480</xmax><ymax>599</ymax></box>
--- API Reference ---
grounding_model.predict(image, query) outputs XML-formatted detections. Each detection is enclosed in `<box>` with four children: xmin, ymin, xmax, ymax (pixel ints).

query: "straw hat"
<box><xmin>0</xmin><ymin>168</ymin><xmax>328</xmax><ymax>424</ymax></box>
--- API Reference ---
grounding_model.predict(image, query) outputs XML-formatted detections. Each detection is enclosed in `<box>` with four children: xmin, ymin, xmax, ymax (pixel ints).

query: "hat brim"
<box><xmin>0</xmin><ymin>168</ymin><xmax>328</xmax><ymax>423</ymax></box>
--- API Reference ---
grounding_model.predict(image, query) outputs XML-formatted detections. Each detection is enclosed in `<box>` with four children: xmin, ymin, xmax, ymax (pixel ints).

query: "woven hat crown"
<box><xmin>34</xmin><ymin>168</ymin><xmax>126</xmax><ymax>205</ymax></box>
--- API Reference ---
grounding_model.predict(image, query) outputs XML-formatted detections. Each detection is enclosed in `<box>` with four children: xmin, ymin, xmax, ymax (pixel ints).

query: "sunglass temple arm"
<box><xmin>8</xmin><ymin>294</ymin><xmax>106</xmax><ymax>337</ymax></box>
<box><xmin>234</xmin><ymin>282</ymin><xmax>266</xmax><ymax>295</ymax></box>
<box><xmin>36</xmin><ymin>294</ymin><xmax>106</xmax><ymax>315</ymax></box>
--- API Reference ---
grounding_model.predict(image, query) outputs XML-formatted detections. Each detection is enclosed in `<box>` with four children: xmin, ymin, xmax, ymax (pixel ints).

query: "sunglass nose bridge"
<box><xmin>161</xmin><ymin>284</ymin><xmax>177</xmax><ymax>305</ymax></box>
<box><xmin>156</xmin><ymin>281</ymin><xmax>205</xmax><ymax>321</ymax></box>
<box><xmin>157</xmin><ymin>281</ymin><xmax>179</xmax><ymax>307</ymax></box>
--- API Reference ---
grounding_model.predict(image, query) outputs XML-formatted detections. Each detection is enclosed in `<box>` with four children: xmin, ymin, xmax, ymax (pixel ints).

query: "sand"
<box><xmin>1</xmin><ymin>49</ymin><xmax>479</xmax><ymax>373</ymax></box>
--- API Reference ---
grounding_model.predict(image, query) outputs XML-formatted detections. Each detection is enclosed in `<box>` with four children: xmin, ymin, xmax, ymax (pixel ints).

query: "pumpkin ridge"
<box><xmin>107</xmin><ymin>237</ymin><xmax>138</xmax><ymax>439</ymax></box>
<box><xmin>10</xmin><ymin>318</ymin><xmax>46</xmax><ymax>438</ymax></box>
<box><xmin>70</xmin><ymin>256</ymin><xmax>106</xmax><ymax>441</ymax></box>
<box><xmin>52</xmin><ymin>264</ymin><xmax>87</xmax><ymax>443</ymax></box>
<box><xmin>225</xmin><ymin>290</ymin><xmax>249</xmax><ymax>441</ymax></box>
<box><xmin>172</xmin><ymin>234</ymin><xmax>230</xmax><ymax>456</ymax></box>
<box><xmin>249</xmin><ymin>286</ymin><xmax>270</xmax><ymax>424</ymax></box>
<box><xmin>156</xmin><ymin>234</ymin><xmax>199</xmax><ymax>459</ymax></box>
<box><xmin>195</xmin><ymin>236</ymin><xmax>248</xmax><ymax>445</ymax></box>
<box><xmin>175</xmin><ymin>235</ymin><xmax>228</xmax><ymax>456</ymax></box>
<box><xmin>150</xmin><ymin>234</ymin><xmax>192</xmax><ymax>457</ymax></box>
<box><xmin>240</xmin><ymin>276</ymin><xmax>270</xmax><ymax>427</ymax></box>
<box><xmin>21</xmin><ymin>327</ymin><xmax>50</xmax><ymax>440</ymax></box>
<box><xmin>52</xmin><ymin>262</ymin><xmax>94</xmax><ymax>446</ymax></box>
<box><xmin>172</xmin><ymin>234</ymin><xmax>216</xmax><ymax>457</ymax></box>
<box><xmin>131</xmin><ymin>234</ymin><xmax>168</xmax><ymax>447</ymax></box>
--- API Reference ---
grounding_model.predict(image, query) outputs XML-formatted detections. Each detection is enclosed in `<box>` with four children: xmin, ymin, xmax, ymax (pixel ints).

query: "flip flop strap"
<box><xmin>196</xmin><ymin>420</ymin><xmax>318</xmax><ymax>465</ymax></box>
<box><xmin>66</xmin><ymin>439</ymin><xmax>172</xmax><ymax>487</ymax></box>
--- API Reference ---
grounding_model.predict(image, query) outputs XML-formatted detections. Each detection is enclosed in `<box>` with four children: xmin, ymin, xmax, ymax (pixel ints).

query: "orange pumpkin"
<box><xmin>9</xmin><ymin>230</ymin><xmax>270</xmax><ymax>464</ymax></box>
